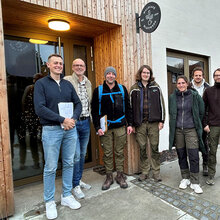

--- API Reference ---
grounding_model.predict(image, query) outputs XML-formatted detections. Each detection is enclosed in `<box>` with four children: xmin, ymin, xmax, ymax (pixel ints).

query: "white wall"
<box><xmin>150</xmin><ymin>0</ymin><xmax>220</xmax><ymax>151</ymax></box>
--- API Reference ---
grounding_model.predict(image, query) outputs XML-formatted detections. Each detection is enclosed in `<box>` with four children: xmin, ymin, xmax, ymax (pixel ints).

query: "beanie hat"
<box><xmin>104</xmin><ymin>66</ymin><xmax>117</xmax><ymax>77</ymax></box>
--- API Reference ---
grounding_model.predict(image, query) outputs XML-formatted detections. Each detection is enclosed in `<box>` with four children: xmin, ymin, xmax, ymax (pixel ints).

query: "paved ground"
<box><xmin>10</xmin><ymin>147</ymin><xmax>220</xmax><ymax>220</ymax></box>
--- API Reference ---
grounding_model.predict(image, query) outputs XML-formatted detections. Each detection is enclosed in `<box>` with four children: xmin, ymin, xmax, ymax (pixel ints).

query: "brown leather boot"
<box><xmin>102</xmin><ymin>173</ymin><xmax>114</xmax><ymax>190</ymax></box>
<box><xmin>115</xmin><ymin>171</ymin><xmax>128</xmax><ymax>189</ymax></box>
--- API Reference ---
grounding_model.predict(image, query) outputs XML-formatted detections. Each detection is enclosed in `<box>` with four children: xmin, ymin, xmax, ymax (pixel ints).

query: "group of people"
<box><xmin>33</xmin><ymin>53</ymin><xmax>220</xmax><ymax>220</ymax></box>
<box><xmin>169</xmin><ymin>67</ymin><xmax>220</xmax><ymax>194</ymax></box>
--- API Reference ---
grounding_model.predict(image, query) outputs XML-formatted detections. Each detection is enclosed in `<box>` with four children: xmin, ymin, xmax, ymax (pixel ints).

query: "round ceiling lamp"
<box><xmin>48</xmin><ymin>19</ymin><xmax>70</xmax><ymax>31</ymax></box>
<box><xmin>29</xmin><ymin>39</ymin><xmax>48</xmax><ymax>44</ymax></box>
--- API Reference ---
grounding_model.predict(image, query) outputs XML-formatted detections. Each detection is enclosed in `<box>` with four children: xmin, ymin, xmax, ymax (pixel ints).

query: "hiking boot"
<box><xmin>179</xmin><ymin>179</ymin><xmax>190</xmax><ymax>189</ymax></box>
<box><xmin>206</xmin><ymin>177</ymin><xmax>215</xmax><ymax>185</ymax></box>
<box><xmin>190</xmin><ymin>184</ymin><xmax>203</xmax><ymax>194</ymax></box>
<box><xmin>115</xmin><ymin>171</ymin><xmax>128</xmax><ymax>189</ymax></box>
<box><xmin>80</xmin><ymin>180</ymin><xmax>91</xmax><ymax>190</ymax></box>
<box><xmin>45</xmin><ymin>201</ymin><xmax>57</xmax><ymax>220</ymax></box>
<box><xmin>73</xmin><ymin>185</ymin><xmax>85</xmax><ymax>199</ymax></box>
<box><xmin>102</xmin><ymin>173</ymin><xmax>114</xmax><ymax>190</ymax></box>
<box><xmin>203</xmin><ymin>165</ymin><xmax>208</xmax><ymax>176</ymax></box>
<box><xmin>153</xmin><ymin>173</ymin><xmax>162</xmax><ymax>182</ymax></box>
<box><xmin>138</xmin><ymin>174</ymin><xmax>149</xmax><ymax>182</ymax></box>
<box><xmin>61</xmin><ymin>194</ymin><xmax>81</xmax><ymax>210</ymax></box>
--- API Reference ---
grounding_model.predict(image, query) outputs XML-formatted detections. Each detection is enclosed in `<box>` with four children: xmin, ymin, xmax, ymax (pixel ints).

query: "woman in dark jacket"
<box><xmin>130</xmin><ymin>65</ymin><xmax>165</xmax><ymax>182</ymax></box>
<box><xmin>169</xmin><ymin>75</ymin><xmax>205</xmax><ymax>194</ymax></box>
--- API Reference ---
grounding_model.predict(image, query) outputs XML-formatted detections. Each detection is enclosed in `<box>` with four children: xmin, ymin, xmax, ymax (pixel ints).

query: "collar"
<box><xmin>176</xmin><ymin>89</ymin><xmax>191</xmax><ymax>96</ymax></box>
<box><xmin>191</xmin><ymin>79</ymin><xmax>205</xmax><ymax>88</ymax></box>
<box><xmin>72</xmin><ymin>73</ymin><xmax>88</xmax><ymax>84</ymax></box>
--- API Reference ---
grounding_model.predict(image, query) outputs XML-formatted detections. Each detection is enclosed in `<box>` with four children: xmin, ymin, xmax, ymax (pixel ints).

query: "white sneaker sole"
<box><xmin>190</xmin><ymin>184</ymin><xmax>203</xmax><ymax>194</ymax></box>
<box><xmin>61</xmin><ymin>201</ymin><xmax>81</xmax><ymax>210</ymax></box>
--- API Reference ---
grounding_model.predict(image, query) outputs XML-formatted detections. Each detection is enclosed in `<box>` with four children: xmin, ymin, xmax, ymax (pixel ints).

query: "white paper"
<box><xmin>58</xmin><ymin>102</ymin><xmax>74</xmax><ymax>128</ymax></box>
<box><xmin>100</xmin><ymin>115</ymin><xmax>107</xmax><ymax>132</ymax></box>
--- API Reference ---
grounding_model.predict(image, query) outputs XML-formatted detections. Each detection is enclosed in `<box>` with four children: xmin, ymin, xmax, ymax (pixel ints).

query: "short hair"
<box><xmin>192</xmin><ymin>66</ymin><xmax>204</xmax><ymax>77</ymax></box>
<box><xmin>213</xmin><ymin>68</ymin><xmax>220</xmax><ymax>77</ymax></box>
<box><xmin>136</xmin><ymin>65</ymin><xmax>155</xmax><ymax>82</ymax></box>
<box><xmin>177</xmin><ymin>75</ymin><xmax>189</xmax><ymax>84</ymax></box>
<box><xmin>47</xmin><ymin>54</ymin><xmax>63</xmax><ymax>61</ymax></box>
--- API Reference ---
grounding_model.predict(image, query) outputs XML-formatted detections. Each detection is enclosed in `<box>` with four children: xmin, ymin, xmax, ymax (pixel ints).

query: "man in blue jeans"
<box><xmin>34</xmin><ymin>54</ymin><xmax>82</xmax><ymax>220</ymax></box>
<box><xmin>65</xmin><ymin>58</ymin><xmax>92</xmax><ymax>199</ymax></box>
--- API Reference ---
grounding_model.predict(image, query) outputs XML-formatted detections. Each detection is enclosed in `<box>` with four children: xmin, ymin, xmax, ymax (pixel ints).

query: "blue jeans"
<box><xmin>42</xmin><ymin>125</ymin><xmax>77</xmax><ymax>202</ymax></box>
<box><xmin>72</xmin><ymin>118</ymin><xmax>90</xmax><ymax>188</ymax></box>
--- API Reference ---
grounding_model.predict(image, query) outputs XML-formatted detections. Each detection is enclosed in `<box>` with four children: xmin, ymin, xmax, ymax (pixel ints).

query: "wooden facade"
<box><xmin>0</xmin><ymin>0</ymin><xmax>151</xmax><ymax>217</ymax></box>
<box><xmin>0</xmin><ymin>1</ymin><xmax>14</xmax><ymax>218</ymax></box>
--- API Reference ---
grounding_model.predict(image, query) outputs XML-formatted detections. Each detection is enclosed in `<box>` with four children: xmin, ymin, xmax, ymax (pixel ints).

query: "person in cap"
<box><xmin>91</xmin><ymin>66</ymin><xmax>133</xmax><ymax>190</ymax></box>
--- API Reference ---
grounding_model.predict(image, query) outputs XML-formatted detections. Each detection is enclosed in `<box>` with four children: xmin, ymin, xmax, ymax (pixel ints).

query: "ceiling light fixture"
<box><xmin>48</xmin><ymin>19</ymin><xmax>70</xmax><ymax>31</ymax></box>
<box><xmin>29</xmin><ymin>39</ymin><xmax>48</xmax><ymax>44</ymax></box>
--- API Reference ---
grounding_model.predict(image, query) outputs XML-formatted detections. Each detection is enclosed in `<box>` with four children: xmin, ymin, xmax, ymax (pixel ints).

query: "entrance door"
<box><xmin>4</xmin><ymin>34</ymin><xmax>97</xmax><ymax>186</ymax></box>
<box><xmin>167</xmin><ymin>50</ymin><xmax>209</xmax><ymax>96</ymax></box>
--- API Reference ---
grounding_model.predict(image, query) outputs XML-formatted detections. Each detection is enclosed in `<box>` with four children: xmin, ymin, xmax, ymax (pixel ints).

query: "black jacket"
<box><xmin>130</xmin><ymin>81</ymin><xmax>165</xmax><ymax>127</ymax></box>
<box><xmin>91</xmin><ymin>80</ymin><xmax>132</xmax><ymax>131</ymax></box>
<box><xmin>34</xmin><ymin>74</ymin><xmax>82</xmax><ymax>126</ymax></box>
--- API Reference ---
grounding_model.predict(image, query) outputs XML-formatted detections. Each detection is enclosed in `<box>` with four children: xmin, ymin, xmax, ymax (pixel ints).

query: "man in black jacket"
<box><xmin>91</xmin><ymin>66</ymin><xmax>133</xmax><ymax>190</ymax></box>
<box><xmin>203</xmin><ymin>68</ymin><xmax>220</xmax><ymax>185</ymax></box>
<box><xmin>34</xmin><ymin>54</ymin><xmax>82</xmax><ymax>219</ymax></box>
<box><xmin>190</xmin><ymin>66</ymin><xmax>210</xmax><ymax>176</ymax></box>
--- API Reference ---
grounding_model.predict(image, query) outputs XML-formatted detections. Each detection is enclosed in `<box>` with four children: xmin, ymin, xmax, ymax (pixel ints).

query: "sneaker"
<box><xmin>179</xmin><ymin>179</ymin><xmax>190</xmax><ymax>189</ymax></box>
<box><xmin>73</xmin><ymin>186</ymin><xmax>85</xmax><ymax>199</ymax></box>
<box><xmin>206</xmin><ymin>177</ymin><xmax>215</xmax><ymax>185</ymax></box>
<box><xmin>45</xmin><ymin>201</ymin><xmax>57</xmax><ymax>220</ymax></box>
<box><xmin>80</xmin><ymin>180</ymin><xmax>91</xmax><ymax>190</ymax></box>
<box><xmin>190</xmin><ymin>183</ymin><xmax>203</xmax><ymax>194</ymax></box>
<box><xmin>61</xmin><ymin>195</ymin><xmax>81</xmax><ymax>210</ymax></box>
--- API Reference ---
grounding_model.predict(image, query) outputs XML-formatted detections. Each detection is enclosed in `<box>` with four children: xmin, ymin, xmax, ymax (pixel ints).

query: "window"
<box><xmin>167</xmin><ymin>50</ymin><xmax>209</xmax><ymax>96</ymax></box>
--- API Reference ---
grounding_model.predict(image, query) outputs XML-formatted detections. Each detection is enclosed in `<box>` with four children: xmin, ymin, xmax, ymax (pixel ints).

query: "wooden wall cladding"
<box><xmin>18</xmin><ymin>0</ymin><xmax>152</xmax><ymax>174</ymax></box>
<box><xmin>0</xmin><ymin>2</ymin><xmax>14</xmax><ymax>218</ymax></box>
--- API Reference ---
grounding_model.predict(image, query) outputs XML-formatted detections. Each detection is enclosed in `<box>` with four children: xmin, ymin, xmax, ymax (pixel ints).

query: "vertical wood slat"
<box><xmin>87</xmin><ymin>0</ymin><xmax>92</xmax><ymax>18</ymax></box>
<box><xmin>72</xmin><ymin>0</ymin><xmax>77</xmax><ymax>14</ymax></box>
<box><xmin>0</xmin><ymin>1</ymin><xmax>14</xmax><ymax>218</ymax></box>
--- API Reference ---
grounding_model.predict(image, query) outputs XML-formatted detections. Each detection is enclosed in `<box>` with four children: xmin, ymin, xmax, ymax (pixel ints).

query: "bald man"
<box><xmin>64</xmin><ymin>58</ymin><xmax>92</xmax><ymax>199</ymax></box>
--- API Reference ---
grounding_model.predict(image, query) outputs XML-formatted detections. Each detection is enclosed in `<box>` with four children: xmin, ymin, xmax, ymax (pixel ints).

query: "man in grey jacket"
<box><xmin>64</xmin><ymin>58</ymin><xmax>92</xmax><ymax>199</ymax></box>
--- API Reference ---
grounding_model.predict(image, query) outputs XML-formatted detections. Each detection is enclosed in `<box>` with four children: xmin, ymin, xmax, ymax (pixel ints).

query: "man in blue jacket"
<box><xmin>34</xmin><ymin>54</ymin><xmax>82</xmax><ymax>220</ymax></box>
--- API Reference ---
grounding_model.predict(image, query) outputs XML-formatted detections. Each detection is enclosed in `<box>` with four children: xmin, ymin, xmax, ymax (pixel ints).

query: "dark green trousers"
<box><xmin>135</xmin><ymin>121</ymin><xmax>160</xmax><ymax>175</ymax></box>
<box><xmin>175</xmin><ymin>128</ymin><xmax>200</xmax><ymax>184</ymax></box>
<box><xmin>100</xmin><ymin>126</ymin><xmax>126</xmax><ymax>173</ymax></box>
<box><xmin>208</xmin><ymin>126</ymin><xmax>220</xmax><ymax>178</ymax></box>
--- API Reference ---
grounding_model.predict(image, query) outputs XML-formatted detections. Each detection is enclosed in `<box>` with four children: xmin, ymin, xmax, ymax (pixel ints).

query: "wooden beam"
<box><xmin>0</xmin><ymin>0</ymin><xmax>14</xmax><ymax>218</ymax></box>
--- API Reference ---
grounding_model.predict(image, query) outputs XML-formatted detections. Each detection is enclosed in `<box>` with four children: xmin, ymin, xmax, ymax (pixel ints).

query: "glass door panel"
<box><xmin>5</xmin><ymin>35</ymin><xmax>63</xmax><ymax>182</ymax></box>
<box><xmin>167</xmin><ymin>56</ymin><xmax>184</xmax><ymax>96</ymax></box>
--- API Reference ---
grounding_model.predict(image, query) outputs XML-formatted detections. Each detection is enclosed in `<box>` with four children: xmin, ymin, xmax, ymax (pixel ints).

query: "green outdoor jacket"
<box><xmin>169</xmin><ymin>89</ymin><xmax>205</xmax><ymax>153</ymax></box>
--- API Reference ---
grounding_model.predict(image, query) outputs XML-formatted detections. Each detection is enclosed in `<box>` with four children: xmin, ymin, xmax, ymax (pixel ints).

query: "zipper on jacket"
<box><xmin>58</xmin><ymin>83</ymin><xmax>61</xmax><ymax>92</ymax></box>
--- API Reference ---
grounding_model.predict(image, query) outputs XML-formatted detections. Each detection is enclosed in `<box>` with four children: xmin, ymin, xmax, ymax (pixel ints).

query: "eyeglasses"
<box><xmin>73</xmin><ymin>64</ymin><xmax>85</xmax><ymax>67</ymax></box>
